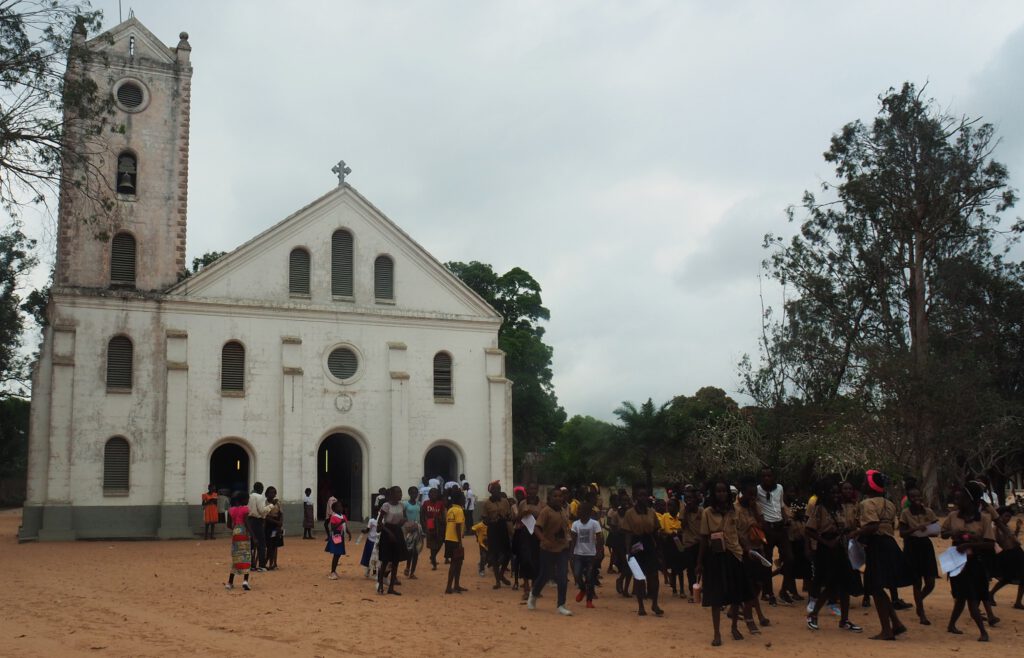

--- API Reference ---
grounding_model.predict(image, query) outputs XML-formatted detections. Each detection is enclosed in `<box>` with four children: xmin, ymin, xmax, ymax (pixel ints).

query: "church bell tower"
<box><xmin>55</xmin><ymin>17</ymin><xmax>192</xmax><ymax>291</ymax></box>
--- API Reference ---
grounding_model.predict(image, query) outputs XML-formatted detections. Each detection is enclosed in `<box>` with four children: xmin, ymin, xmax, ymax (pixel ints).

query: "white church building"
<box><xmin>19</xmin><ymin>18</ymin><xmax>512</xmax><ymax>541</ymax></box>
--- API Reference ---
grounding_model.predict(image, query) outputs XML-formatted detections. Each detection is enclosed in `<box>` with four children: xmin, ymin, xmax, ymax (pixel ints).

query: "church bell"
<box><xmin>118</xmin><ymin>171</ymin><xmax>135</xmax><ymax>193</ymax></box>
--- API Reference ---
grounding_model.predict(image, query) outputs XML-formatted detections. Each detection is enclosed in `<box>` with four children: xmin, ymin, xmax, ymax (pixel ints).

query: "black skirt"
<box><xmin>661</xmin><ymin>536</ymin><xmax>686</xmax><ymax>572</ymax></box>
<box><xmin>812</xmin><ymin>541</ymin><xmax>860</xmax><ymax>595</ymax></box>
<box><xmin>862</xmin><ymin>534</ymin><xmax>910</xmax><ymax>591</ymax></box>
<box><xmin>995</xmin><ymin>545</ymin><xmax>1024</xmax><ymax>583</ymax></box>
<box><xmin>702</xmin><ymin>550</ymin><xmax>753</xmax><ymax>607</ymax></box>
<box><xmin>902</xmin><ymin>536</ymin><xmax>938</xmax><ymax>579</ymax></box>
<box><xmin>634</xmin><ymin>534</ymin><xmax>660</xmax><ymax>578</ymax></box>
<box><xmin>486</xmin><ymin>520</ymin><xmax>511</xmax><ymax>563</ymax></box>
<box><xmin>681</xmin><ymin>544</ymin><xmax>700</xmax><ymax>572</ymax></box>
<box><xmin>790</xmin><ymin>538</ymin><xmax>812</xmax><ymax>580</ymax></box>
<box><xmin>743</xmin><ymin>549</ymin><xmax>772</xmax><ymax>589</ymax></box>
<box><xmin>378</xmin><ymin>522</ymin><xmax>409</xmax><ymax>564</ymax></box>
<box><xmin>513</xmin><ymin>527</ymin><xmax>540</xmax><ymax>579</ymax></box>
<box><xmin>950</xmin><ymin>556</ymin><xmax>989</xmax><ymax>601</ymax></box>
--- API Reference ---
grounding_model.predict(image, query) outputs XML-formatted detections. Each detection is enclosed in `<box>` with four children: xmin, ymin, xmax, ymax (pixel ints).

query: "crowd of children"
<box><xmin>213</xmin><ymin>468</ymin><xmax>1024</xmax><ymax>647</ymax></box>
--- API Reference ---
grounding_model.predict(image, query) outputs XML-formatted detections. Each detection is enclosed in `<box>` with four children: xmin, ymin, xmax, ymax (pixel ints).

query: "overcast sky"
<box><xmin>31</xmin><ymin>1</ymin><xmax>1024</xmax><ymax>420</ymax></box>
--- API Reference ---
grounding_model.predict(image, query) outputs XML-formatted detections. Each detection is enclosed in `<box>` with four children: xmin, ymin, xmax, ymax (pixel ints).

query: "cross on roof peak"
<box><xmin>331</xmin><ymin>160</ymin><xmax>352</xmax><ymax>186</ymax></box>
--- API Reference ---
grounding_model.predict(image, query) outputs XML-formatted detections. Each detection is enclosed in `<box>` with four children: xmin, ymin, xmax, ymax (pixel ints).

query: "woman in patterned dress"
<box><xmin>225</xmin><ymin>491</ymin><xmax>252</xmax><ymax>591</ymax></box>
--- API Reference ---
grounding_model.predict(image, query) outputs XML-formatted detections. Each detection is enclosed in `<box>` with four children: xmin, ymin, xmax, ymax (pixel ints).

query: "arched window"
<box><xmin>103</xmin><ymin>437</ymin><xmax>130</xmax><ymax>495</ymax></box>
<box><xmin>106</xmin><ymin>336</ymin><xmax>133</xmax><ymax>390</ymax></box>
<box><xmin>289</xmin><ymin>247</ymin><xmax>311</xmax><ymax>296</ymax></box>
<box><xmin>221</xmin><ymin>341</ymin><xmax>245</xmax><ymax>392</ymax></box>
<box><xmin>374</xmin><ymin>255</ymin><xmax>394</xmax><ymax>301</ymax></box>
<box><xmin>116</xmin><ymin>152</ymin><xmax>137</xmax><ymax>195</ymax></box>
<box><xmin>433</xmin><ymin>352</ymin><xmax>453</xmax><ymax>399</ymax></box>
<box><xmin>331</xmin><ymin>229</ymin><xmax>353</xmax><ymax>297</ymax></box>
<box><xmin>110</xmin><ymin>232</ymin><xmax>137</xmax><ymax>286</ymax></box>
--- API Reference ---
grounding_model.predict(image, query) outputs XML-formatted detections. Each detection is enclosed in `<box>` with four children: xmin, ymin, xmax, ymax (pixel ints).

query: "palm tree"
<box><xmin>613</xmin><ymin>398</ymin><xmax>670</xmax><ymax>490</ymax></box>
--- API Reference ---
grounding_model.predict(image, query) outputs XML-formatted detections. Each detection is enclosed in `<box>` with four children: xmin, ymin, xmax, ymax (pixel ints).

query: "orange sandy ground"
<box><xmin>1</xmin><ymin>508</ymin><xmax>1022</xmax><ymax>658</ymax></box>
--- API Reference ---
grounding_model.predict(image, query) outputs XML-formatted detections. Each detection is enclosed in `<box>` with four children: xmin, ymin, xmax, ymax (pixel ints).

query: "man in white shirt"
<box><xmin>418</xmin><ymin>477</ymin><xmax>432</xmax><ymax>503</ymax></box>
<box><xmin>463</xmin><ymin>482</ymin><xmax>476</xmax><ymax>529</ymax></box>
<box><xmin>755</xmin><ymin>467</ymin><xmax>793</xmax><ymax>605</ymax></box>
<box><xmin>247</xmin><ymin>481</ymin><xmax>271</xmax><ymax>571</ymax></box>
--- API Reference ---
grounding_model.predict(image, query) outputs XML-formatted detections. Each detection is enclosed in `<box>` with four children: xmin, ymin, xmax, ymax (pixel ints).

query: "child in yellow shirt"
<box><xmin>445</xmin><ymin>489</ymin><xmax>467</xmax><ymax>594</ymax></box>
<box><xmin>472</xmin><ymin>521</ymin><xmax>489</xmax><ymax>577</ymax></box>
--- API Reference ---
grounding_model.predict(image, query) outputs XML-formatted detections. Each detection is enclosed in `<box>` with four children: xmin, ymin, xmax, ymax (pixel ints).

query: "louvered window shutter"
<box><xmin>327</xmin><ymin>347</ymin><xmax>359</xmax><ymax>380</ymax></box>
<box><xmin>103</xmin><ymin>437</ymin><xmax>130</xmax><ymax>495</ymax></box>
<box><xmin>374</xmin><ymin>255</ymin><xmax>394</xmax><ymax>300</ymax></box>
<box><xmin>289</xmin><ymin>248</ymin><xmax>311</xmax><ymax>295</ymax></box>
<box><xmin>433</xmin><ymin>352</ymin><xmax>453</xmax><ymax>398</ymax></box>
<box><xmin>221</xmin><ymin>341</ymin><xmax>245</xmax><ymax>391</ymax></box>
<box><xmin>110</xmin><ymin>233</ymin><xmax>137</xmax><ymax>285</ymax></box>
<box><xmin>106</xmin><ymin>336</ymin><xmax>133</xmax><ymax>389</ymax></box>
<box><xmin>331</xmin><ymin>230</ymin><xmax>353</xmax><ymax>297</ymax></box>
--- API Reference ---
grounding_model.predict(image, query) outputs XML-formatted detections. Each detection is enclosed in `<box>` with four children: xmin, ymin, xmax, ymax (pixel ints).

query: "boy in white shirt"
<box><xmin>570</xmin><ymin>503</ymin><xmax>604</xmax><ymax>609</ymax></box>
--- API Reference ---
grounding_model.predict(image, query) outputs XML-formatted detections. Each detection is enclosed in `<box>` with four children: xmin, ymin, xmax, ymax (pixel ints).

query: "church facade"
<box><xmin>19</xmin><ymin>18</ymin><xmax>512</xmax><ymax>541</ymax></box>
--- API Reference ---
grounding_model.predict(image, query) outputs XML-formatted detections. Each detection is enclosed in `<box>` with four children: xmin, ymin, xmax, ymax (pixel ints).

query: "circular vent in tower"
<box><xmin>327</xmin><ymin>346</ymin><xmax>359</xmax><ymax>381</ymax></box>
<box><xmin>113</xmin><ymin>79</ymin><xmax>149</xmax><ymax>112</ymax></box>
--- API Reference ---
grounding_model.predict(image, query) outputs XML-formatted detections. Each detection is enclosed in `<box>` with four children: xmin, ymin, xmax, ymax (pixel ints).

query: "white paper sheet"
<box><xmin>939</xmin><ymin>545</ymin><xmax>968</xmax><ymax>577</ymax></box>
<box><xmin>627</xmin><ymin>556</ymin><xmax>647</xmax><ymax>581</ymax></box>
<box><xmin>847</xmin><ymin>539</ymin><xmax>866</xmax><ymax>570</ymax></box>
<box><xmin>521</xmin><ymin>513</ymin><xmax>536</xmax><ymax>535</ymax></box>
<box><xmin>750</xmin><ymin>550</ymin><xmax>772</xmax><ymax>567</ymax></box>
<box><xmin>913</xmin><ymin>521</ymin><xmax>941</xmax><ymax>538</ymax></box>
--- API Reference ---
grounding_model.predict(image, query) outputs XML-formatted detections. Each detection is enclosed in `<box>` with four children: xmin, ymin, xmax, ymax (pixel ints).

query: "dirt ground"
<box><xmin>1</xmin><ymin>509</ymin><xmax>1022</xmax><ymax>657</ymax></box>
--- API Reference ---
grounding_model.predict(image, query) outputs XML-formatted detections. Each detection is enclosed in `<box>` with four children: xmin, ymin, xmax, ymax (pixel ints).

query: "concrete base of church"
<box><xmin>18</xmin><ymin>505</ymin><xmax>45</xmax><ymax>542</ymax></box>
<box><xmin>21</xmin><ymin>504</ymin><xmax>171</xmax><ymax>540</ymax></box>
<box><xmin>37</xmin><ymin>504</ymin><xmax>76</xmax><ymax>541</ymax></box>
<box><xmin>157</xmin><ymin>503</ymin><xmax>195</xmax><ymax>539</ymax></box>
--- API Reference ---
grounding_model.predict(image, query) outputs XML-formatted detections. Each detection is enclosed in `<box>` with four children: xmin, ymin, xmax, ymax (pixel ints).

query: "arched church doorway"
<box><xmin>424</xmin><ymin>444</ymin><xmax>459</xmax><ymax>484</ymax></box>
<box><xmin>317</xmin><ymin>433</ymin><xmax>363</xmax><ymax>521</ymax></box>
<box><xmin>209</xmin><ymin>442</ymin><xmax>250</xmax><ymax>496</ymax></box>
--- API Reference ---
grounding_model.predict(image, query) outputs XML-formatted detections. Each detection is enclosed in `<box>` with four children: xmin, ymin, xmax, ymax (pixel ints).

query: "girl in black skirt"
<box><xmin>375</xmin><ymin>485</ymin><xmax>409</xmax><ymax>595</ymax></box>
<box><xmin>679</xmin><ymin>488</ymin><xmax>703</xmax><ymax>602</ymax></box>
<box><xmin>513</xmin><ymin>483</ymin><xmax>542</xmax><ymax>600</ymax></box>
<box><xmin>805</xmin><ymin>480</ymin><xmax>863</xmax><ymax>633</ymax></box>
<box><xmin>941</xmin><ymin>481</ymin><xmax>997</xmax><ymax>641</ymax></box>
<box><xmin>622</xmin><ymin>486</ymin><xmax>663</xmax><ymax>617</ymax></box>
<box><xmin>736</xmin><ymin>477</ymin><xmax>771</xmax><ymax>632</ymax></box>
<box><xmin>610</xmin><ymin>492</ymin><xmax>634</xmax><ymax>597</ymax></box>
<box><xmin>898</xmin><ymin>484</ymin><xmax>939</xmax><ymax>625</ymax></box>
<box><xmin>849</xmin><ymin>470</ymin><xmax>908</xmax><ymax>640</ymax></box>
<box><xmin>698</xmin><ymin>479</ymin><xmax>754</xmax><ymax>647</ymax></box>
<box><xmin>990</xmin><ymin>505</ymin><xmax>1024</xmax><ymax>609</ymax></box>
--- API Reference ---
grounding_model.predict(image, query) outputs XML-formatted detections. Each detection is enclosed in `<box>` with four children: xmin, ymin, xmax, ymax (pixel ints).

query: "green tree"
<box><xmin>538</xmin><ymin>415</ymin><xmax>621</xmax><ymax>486</ymax></box>
<box><xmin>176</xmin><ymin>250</ymin><xmax>228</xmax><ymax>280</ymax></box>
<box><xmin>749</xmin><ymin>82</ymin><xmax>1020</xmax><ymax>503</ymax></box>
<box><xmin>0</xmin><ymin>396</ymin><xmax>29</xmax><ymax>505</ymax></box>
<box><xmin>0</xmin><ymin>226</ymin><xmax>37</xmax><ymax>396</ymax></box>
<box><xmin>0</xmin><ymin>1</ymin><xmax>109</xmax><ymax>213</ymax></box>
<box><xmin>446</xmin><ymin>261</ymin><xmax>566</xmax><ymax>472</ymax></box>
<box><xmin>613</xmin><ymin>398</ymin><xmax>669</xmax><ymax>490</ymax></box>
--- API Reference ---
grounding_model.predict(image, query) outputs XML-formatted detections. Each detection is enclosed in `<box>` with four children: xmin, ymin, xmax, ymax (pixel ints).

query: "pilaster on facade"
<box><xmin>39</xmin><ymin>325</ymin><xmax>78</xmax><ymax>541</ymax></box>
<box><xmin>389</xmin><ymin>342</ymin><xmax>410</xmax><ymax>486</ymax></box>
<box><xmin>158</xmin><ymin>329</ymin><xmax>191</xmax><ymax>538</ymax></box>
<box><xmin>281</xmin><ymin>335</ymin><xmax>304</xmax><ymax>501</ymax></box>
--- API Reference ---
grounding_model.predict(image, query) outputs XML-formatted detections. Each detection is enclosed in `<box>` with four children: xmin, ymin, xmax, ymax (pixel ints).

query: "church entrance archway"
<box><xmin>424</xmin><ymin>444</ymin><xmax>459</xmax><ymax>485</ymax></box>
<box><xmin>209</xmin><ymin>442</ymin><xmax>250</xmax><ymax>496</ymax></box>
<box><xmin>317</xmin><ymin>433</ymin><xmax>363</xmax><ymax>521</ymax></box>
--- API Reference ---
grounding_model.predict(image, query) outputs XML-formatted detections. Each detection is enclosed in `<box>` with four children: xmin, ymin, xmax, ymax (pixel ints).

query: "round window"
<box><xmin>327</xmin><ymin>347</ymin><xmax>359</xmax><ymax>380</ymax></box>
<box><xmin>113</xmin><ymin>79</ymin><xmax>149</xmax><ymax>112</ymax></box>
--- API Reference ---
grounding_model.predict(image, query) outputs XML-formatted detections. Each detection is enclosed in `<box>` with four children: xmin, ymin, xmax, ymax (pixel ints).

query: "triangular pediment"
<box><xmin>89</xmin><ymin>17</ymin><xmax>177</xmax><ymax>64</ymax></box>
<box><xmin>169</xmin><ymin>185</ymin><xmax>502</xmax><ymax>322</ymax></box>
